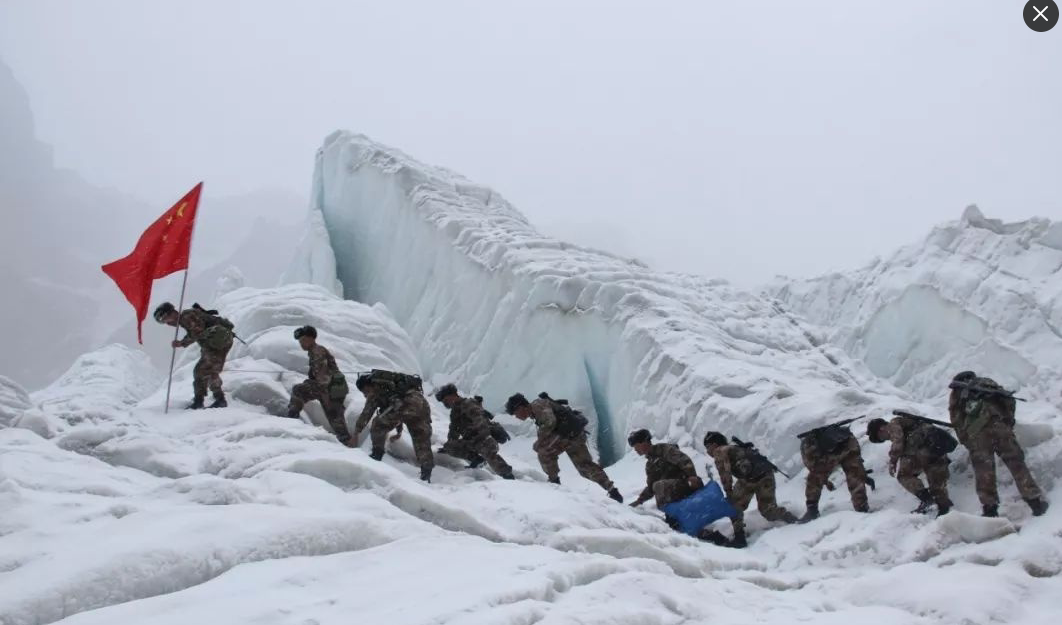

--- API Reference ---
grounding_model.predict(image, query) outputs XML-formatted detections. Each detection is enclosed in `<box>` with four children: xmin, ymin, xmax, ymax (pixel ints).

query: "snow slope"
<box><xmin>288</xmin><ymin>131</ymin><xmax>923</xmax><ymax>465</ymax></box>
<box><xmin>767</xmin><ymin>205</ymin><xmax>1062</xmax><ymax>410</ymax></box>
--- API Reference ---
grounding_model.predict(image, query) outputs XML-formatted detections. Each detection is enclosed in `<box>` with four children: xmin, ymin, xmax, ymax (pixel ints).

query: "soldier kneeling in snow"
<box><xmin>286</xmin><ymin>325</ymin><xmax>354</xmax><ymax>448</ymax></box>
<box><xmin>435</xmin><ymin>384</ymin><xmax>515</xmax><ymax>479</ymax></box>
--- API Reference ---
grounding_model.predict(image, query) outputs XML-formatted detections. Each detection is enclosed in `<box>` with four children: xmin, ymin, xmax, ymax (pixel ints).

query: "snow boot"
<box><xmin>780</xmin><ymin>510</ymin><xmax>799</xmax><ymax>524</ymax></box>
<box><xmin>467</xmin><ymin>455</ymin><xmax>485</xmax><ymax>469</ymax></box>
<box><xmin>982</xmin><ymin>504</ymin><xmax>999</xmax><ymax>518</ymax></box>
<box><xmin>187</xmin><ymin>396</ymin><xmax>206</xmax><ymax>410</ymax></box>
<box><xmin>420</xmin><ymin>466</ymin><xmax>432</xmax><ymax>483</ymax></box>
<box><xmin>284</xmin><ymin>408</ymin><xmax>301</xmax><ymax>419</ymax></box>
<box><xmin>729</xmin><ymin>529</ymin><xmax>748</xmax><ymax>549</ymax></box>
<box><xmin>548</xmin><ymin>476</ymin><xmax>561</xmax><ymax>485</ymax></box>
<box><xmin>1026</xmin><ymin>498</ymin><xmax>1049</xmax><ymax>517</ymax></box>
<box><xmin>799</xmin><ymin>503</ymin><xmax>819</xmax><ymax>524</ymax></box>
<box><xmin>697</xmin><ymin>529</ymin><xmax>729</xmax><ymax>546</ymax></box>
<box><xmin>209</xmin><ymin>393</ymin><xmax>227</xmax><ymax>409</ymax></box>
<box><xmin>500</xmin><ymin>471</ymin><xmax>516</xmax><ymax>480</ymax></box>
<box><xmin>912</xmin><ymin>489</ymin><xmax>935</xmax><ymax>514</ymax></box>
<box><xmin>608</xmin><ymin>487</ymin><xmax>623</xmax><ymax>503</ymax></box>
<box><xmin>936</xmin><ymin>502</ymin><xmax>951</xmax><ymax>517</ymax></box>
<box><xmin>369</xmin><ymin>449</ymin><xmax>385</xmax><ymax>461</ymax></box>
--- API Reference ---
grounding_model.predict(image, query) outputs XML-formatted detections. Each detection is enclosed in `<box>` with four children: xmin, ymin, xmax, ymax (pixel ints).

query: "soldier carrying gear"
<box><xmin>434</xmin><ymin>383</ymin><xmax>515</xmax><ymax>480</ymax></box>
<box><xmin>868</xmin><ymin>415</ymin><xmax>953</xmax><ymax>516</ymax></box>
<box><xmin>286</xmin><ymin>326</ymin><xmax>354</xmax><ymax>447</ymax></box>
<box><xmin>797</xmin><ymin>418</ymin><xmax>871</xmax><ymax>521</ymax></box>
<box><xmin>948</xmin><ymin>371</ymin><xmax>1048</xmax><ymax>517</ymax></box>
<box><xmin>153</xmin><ymin>301</ymin><xmax>234</xmax><ymax>409</ymax></box>
<box><xmin>354</xmin><ymin>370</ymin><xmax>434</xmax><ymax>482</ymax></box>
<box><xmin>703</xmin><ymin>431</ymin><xmax>798</xmax><ymax>548</ymax></box>
<box><xmin>506</xmin><ymin>392</ymin><xmax>623</xmax><ymax>502</ymax></box>
<box><xmin>628</xmin><ymin>430</ymin><xmax>703</xmax><ymax>523</ymax></box>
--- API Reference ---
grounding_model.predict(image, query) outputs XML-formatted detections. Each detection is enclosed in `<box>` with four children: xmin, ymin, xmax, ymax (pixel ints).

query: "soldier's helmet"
<box><xmin>293</xmin><ymin>325</ymin><xmax>317</xmax><ymax>340</ymax></box>
<box><xmin>627</xmin><ymin>429</ymin><xmax>652</xmax><ymax>446</ymax></box>
<box><xmin>433</xmin><ymin>383</ymin><xmax>459</xmax><ymax>402</ymax></box>
<box><xmin>949</xmin><ymin>370</ymin><xmax>977</xmax><ymax>390</ymax></box>
<box><xmin>505</xmin><ymin>393</ymin><xmax>529</xmax><ymax>415</ymax></box>
<box><xmin>153</xmin><ymin>302</ymin><xmax>177</xmax><ymax>323</ymax></box>
<box><xmin>866</xmin><ymin>418</ymin><xmax>889</xmax><ymax>443</ymax></box>
<box><xmin>355</xmin><ymin>373</ymin><xmax>374</xmax><ymax>391</ymax></box>
<box><xmin>702</xmin><ymin>431</ymin><xmax>727</xmax><ymax>449</ymax></box>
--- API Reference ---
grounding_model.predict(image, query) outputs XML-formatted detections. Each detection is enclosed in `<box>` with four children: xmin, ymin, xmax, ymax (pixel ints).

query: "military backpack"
<box><xmin>538</xmin><ymin>392</ymin><xmax>589</xmax><ymax>438</ymax></box>
<box><xmin>473</xmin><ymin>395</ymin><xmax>510</xmax><ymax>444</ymax></box>
<box><xmin>191</xmin><ymin>303</ymin><xmax>235</xmax><ymax>351</ymax></box>
<box><xmin>367</xmin><ymin>369</ymin><xmax>423</xmax><ymax>402</ymax></box>
<box><xmin>903</xmin><ymin>421</ymin><xmax>958</xmax><ymax>457</ymax></box>
<box><xmin>807</xmin><ymin>424</ymin><xmax>853</xmax><ymax>456</ymax></box>
<box><xmin>729</xmin><ymin>439</ymin><xmax>776</xmax><ymax>481</ymax></box>
<box><xmin>961</xmin><ymin>377</ymin><xmax>1017</xmax><ymax>436</ymax></box>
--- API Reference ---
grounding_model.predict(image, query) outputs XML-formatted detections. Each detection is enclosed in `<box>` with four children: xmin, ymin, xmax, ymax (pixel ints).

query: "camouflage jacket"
<box><xmin>447</xmin><ymin>397</ymin><xmax>491</xmax><ymax>443</ymax></box>
<box><xmin>176</xmin><ymin>308</ymin><xmax>212</xmax><ymax>347</ymax></box>
<box><xmin>948</xmin><ymin>376</ymin><xmax>1015</xmax><ymax>442</ymax></box>
<box><xmin>529</xmin><ymin>397</ymin><xmax>562</xmax><ymax>449</ymax></box>
<box><xmin>709</xmin><ymin>444</ymin><xmax>765</xmax><ymax>497</ymax></box>
<box><xmin>884</xmin><ymin>415</ymin><xmax>925</xmax><ymax>466</ymax></box>
<box><xmin>305</xmin><ymin>344</ymin><xmax>340</xmax><ymax>389</ymax></box>
<box><xmin>636</xmin><ymin>443</ymin><xmax>698</xmax><ymax>504</ymax></box>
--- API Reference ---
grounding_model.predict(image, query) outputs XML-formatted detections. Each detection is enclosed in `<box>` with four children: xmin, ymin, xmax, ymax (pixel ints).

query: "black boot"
<box><xmin>664</xmin><ymin>514</ymin><xmax>680</xmax><ymax>530</ymax></box>
<box><xmin>912</xmin><ymin>489</ymin><xmax>934</xmax><ymax>514</ymax></box>
<box><xmin>982</xmin><ymin>504</ymin><xmax>999</xmax><ymax>518</ymax></box>
<box><xmin>799</xmin><ymin>503</ymin><xmax>819</xmax><ymax>524</ymax></box>
<box><xmin>209</xmin><ymin>393</ymin><xmax>227</xmax><ymax>409</ymax></box>
<box><xmin>780</xmin><ymin>510</ymin><xmax>799</xmax><ymax>524</ymax></box>
<box><xmin>1026</xmin><ymin>498</ymin><xmax>1049</xmax><ymax>517</ymax></box>
<box><xmin>187</xmin><ymin>395</ymin><xmax>206</xmax><ymax>410</ymax></box>
<box><xmin>420</xmin><ymin>466</ymin><xmax>432</xmax><ymax>483</ymax></box>
<box><xmin>369</xmin><ymin>449</ymin><xmax>384</xmax><ymax>461</ymax></box>
<box><xmin>697</xmin><ymin>529</ymin><xmax>729</xmax><ymax>546</ymax></box>
<box><xmin>608</xmin><ymin>487</ymin><xmax>623</xmax><ymax>503</ymax></box>
<box><xmin>500</xmin><ymin>471</ymin><xmax>516</xmax><ymax>480</ymax></box>
<box><xmin>284</xmin><ymin>408</ymin><xmax>301</xmax><ymax>419</ymax></box>
<box><xmin>467</xmin><ymin>455</ymin><xmax>485</xmax><ymax>469</ymax></box>
<box><xmin>854</xmin><ymin>502</ymin><xmax>870</xmax><ymax>513</ymax></box>
<box><xmin>730</xmin><ymin>529</ymin><xmax>748</xmax><ymax>549</ymax></box>
<box><xmin>936</xmin><ymin>501</ymin><xmax>952</xmax><ymax>517</ymax></box>
<box><xmin>548</xmin><ymin>476</ymin><xmax>561</xmax><ymax>485</ymax></box>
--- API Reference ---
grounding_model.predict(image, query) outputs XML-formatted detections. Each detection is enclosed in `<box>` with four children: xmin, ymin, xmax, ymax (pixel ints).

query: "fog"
<box><xmin>0</xmin><ymin>0</ymin><xmax>1059</xmax><ymax>387</ymax></box>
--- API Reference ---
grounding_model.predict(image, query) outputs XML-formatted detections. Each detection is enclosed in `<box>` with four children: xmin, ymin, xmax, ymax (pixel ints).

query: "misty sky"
<box><xmin>1</xmin><ymin>0</ymin><xmax>1059</xmax><ymax>286</ymax></box>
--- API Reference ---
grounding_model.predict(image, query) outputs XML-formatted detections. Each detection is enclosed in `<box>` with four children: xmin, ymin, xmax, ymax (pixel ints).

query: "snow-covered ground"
<box><xmin>2</xmin><ymin>134</ymin><xmax>1061</xmax><ymax>624</ymax></box>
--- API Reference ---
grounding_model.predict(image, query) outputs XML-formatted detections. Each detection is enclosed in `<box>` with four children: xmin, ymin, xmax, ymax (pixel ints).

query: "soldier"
<box><xmin>153</xmin><ymin>301</ymin><xmax>233</xmax><ymax>409</ymax></box>
<box><xmin>434</xmin><ymin>383</ymin><xmax>515</xmax><ymax>480</ymax></box>
<box><xmin>948</xmin><ymin>371</ymin><xmax>1048</xmax><ymax>517</ymax></box>
<box><xmin>798</xmin><ymin>422</ymin><xmax>871</xmax><ymax>521</ymax></box>
<box><xmin>353</xmin><ymin>372</ymin><xmax>434</xmax><ymax>482</ymax></box>
<box><xmin>505</xmin><ymin>392</ymin><xmax>623</xmax><ymax>502</ymax></box>
<box><xmin>628</xmin><ymin>429</ymin><xmax>702</xmax><ymax>512</ymax></box>
<box><xmin>703</xmin><ymin>431</ymin><xmax>798</xmax><ymax>548</ymax></box>
<box><xmin>286</xmin><ymin>326</ymin><xmax>354</xmax><ymax>447</ymax></box>
<box><xmin>867</xmin><ymin>416</ymin><xmax>952</xmax><ymax>516</ymax></box>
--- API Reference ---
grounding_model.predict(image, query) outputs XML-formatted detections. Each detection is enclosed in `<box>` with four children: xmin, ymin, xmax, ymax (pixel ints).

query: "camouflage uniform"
<box><xmin>177</xmin><ymin>308</ymin><xmax>232</xmax><ymax>401</ymax></box>
<box><xmin>633</xmin><ymin>443</ymin><xmax>701</xmax><ymax>507</ymax></box>
<box><xmin>800</xmin><ymin>432</ymin><xmax>869</xmax><ymax>512</ymax></box>
<box><xmin>884</xmin><ymin>415</ymin><xmax>952</xmax><ymax>509</ymax></box>
<box><xmin>442</xmin><ymin>397</ymin><xmax>513</xmax><ymax>476</ymax></box>
<box><xmin>712</xmin><ymin>444</ymin><xmax>796</xmax><ymax>534</ymax></box>
<box><xmin>949</xmin><ymin>379</ymin><xmax>1042</xmax><ymax>508</ymax></box>
<box><xmin>355</xmin><ymin>389</ymin><xmax>434</xmax><ymax>472</ymax></box>
<box><xmin>288</xmin><ymin>344</ymin><xmax>350</xmax><ymax>442</ymax></box>
<box><xmin>530</xmin><ymin>397</ymin><xmax>614</xmax><ymax>491</ymax></box>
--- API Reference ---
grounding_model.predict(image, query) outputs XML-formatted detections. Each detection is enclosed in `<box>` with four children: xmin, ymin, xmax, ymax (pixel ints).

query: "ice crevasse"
<box><xmin>285</xmin><ymin>131</ymin><xmax>904</xmax><ymax>464</ymax></box>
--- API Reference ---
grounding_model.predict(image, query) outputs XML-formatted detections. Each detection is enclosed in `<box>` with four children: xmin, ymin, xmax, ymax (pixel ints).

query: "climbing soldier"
<box><xmin>703</xmin><ymin>431</ymin><xmax>798</xmax><ymax>548</ymax></box>
<box><xmin>797</xmin><ymin>418</ymin><xmax>872</xmax><ymax>521</ymax></box>
<box><xmin>867</xmin><ymin>413</ymin><xmax>954</xmax><ymax>516</ymax></box>
<box><xmin>948</xmin><ymin>371</ymin><xmax>1048</xmax><ymax>517</ymax></box>
<box><xmin>435</xmin><ymin>383</ymin><xmax>515</xmax><ymax>479</ymax></box>
<box><xmin>286</xmin><ymin>326</ymin><xmax>354</xmax><ymax>447</ymax></box>
<box><xmin>505</xmin><ymin>392</ymin><xmax>623</xmax><ymax>502</ymax></box>
<box><xmin>628</xmin><ymin>429</ymin><xmax>702</xmax><ymax>512</ymax></box>
<box><xmin>353</xmin><ymin>370</ymin><xmax>434</xmax><ymax>482</ymax></box>
<box><xmin>153</xmin><ymin>301</ymin><xmax>233</xmax><ymax>409</ymax></box>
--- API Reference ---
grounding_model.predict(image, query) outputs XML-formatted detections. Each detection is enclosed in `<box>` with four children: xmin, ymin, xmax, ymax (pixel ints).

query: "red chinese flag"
<box><xmin>102</xmin><ymin>183</ymin><xmax>203</xmax><ymax>343</ymax></box>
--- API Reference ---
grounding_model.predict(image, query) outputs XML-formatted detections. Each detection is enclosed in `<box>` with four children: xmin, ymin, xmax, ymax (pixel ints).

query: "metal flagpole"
<box><xmin>163</xmin><ymin>183</ymin><xmax>203</xmax><ymax>414</ymax></box>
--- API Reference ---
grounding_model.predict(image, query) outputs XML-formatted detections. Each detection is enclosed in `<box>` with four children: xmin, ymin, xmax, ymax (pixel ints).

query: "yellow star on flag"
<box><xmin>176</xmin><ymin>202</ymin><xmax>186</xmax><ymax>218</ymax></box>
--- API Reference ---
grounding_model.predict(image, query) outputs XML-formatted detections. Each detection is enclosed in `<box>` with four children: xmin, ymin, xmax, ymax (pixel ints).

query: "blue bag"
<box><xmin>660</xmin><ymin>481</ymin><xmax>738</xmax><ymax>536</ymax></box>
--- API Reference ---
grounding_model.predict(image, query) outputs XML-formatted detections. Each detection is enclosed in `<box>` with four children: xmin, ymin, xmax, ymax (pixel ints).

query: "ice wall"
<box><xmin>768</xmin><ymin>205</ymin><xmax>1062</xmax><ymax>410</ymax></box>
<box><xmin>290</xmin><ymin>132</ymin><xmax>908</xmax><ymax>465</ymax></box>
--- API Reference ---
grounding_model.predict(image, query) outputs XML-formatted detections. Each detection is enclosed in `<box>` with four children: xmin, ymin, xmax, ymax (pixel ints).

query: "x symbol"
<box><xmin>1033</xmin><ymin>5</ymin><xmax>1049</xmax><ymax>20</ymax></box>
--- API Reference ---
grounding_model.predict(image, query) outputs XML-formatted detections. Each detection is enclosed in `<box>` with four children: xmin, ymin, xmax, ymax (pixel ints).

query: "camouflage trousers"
<box><xmin>651</xmin><ymin>479</ymin><xmax>697</xmax><ymax>508</ymax></box>
<box><xmin>965</xmin><ymin>420</ymin><xmax>1042</xmax><ymax>507</ymax></box>
<box><xmin>535</xmin><ymin>433</ymin><xmax>614</xmax><ymax>491</ymax></box>
<box><xmin>729</xmin><ymin>473</ymin><xmax>794</xmax><ymax>533</ymax></box>
<box><xmin>896</xmin><ymin>454</ymin><xmax>952</xmax><ymax>508</ymax></box>
<box><xmin>801</xmin><ymin>436</ymin><xmax>869</xmax><ymax>511</ymax></box>
<box><xmin>371</xmin><ymin>393</ymin><xmax>434</xmax><ymax>471</ymax></box>
<box><xmin>289</xmin><ymin>380</ymin><xmax>350</xmax><ymax>441</ymax></box>
<box><xmin>192</xmin><ymin>346</ymin><xmax>230</xmax><ymax>398</ymax></box>
<box><xmin>440</xmin><ymin>435</ymin><xmax>513</xmax><ymax>476</ymax></box>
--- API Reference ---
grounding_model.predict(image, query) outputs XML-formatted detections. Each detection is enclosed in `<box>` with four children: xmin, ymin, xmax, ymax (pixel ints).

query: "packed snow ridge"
<box><xmin>768</xmin><ymin>204</ymin><xmax>1062</xmax><ymax>412</ymax></box>
<box><xmin>288</xmin><ymin>131</ymin><xmax>920</xmax><ymax>464</ymax></box>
